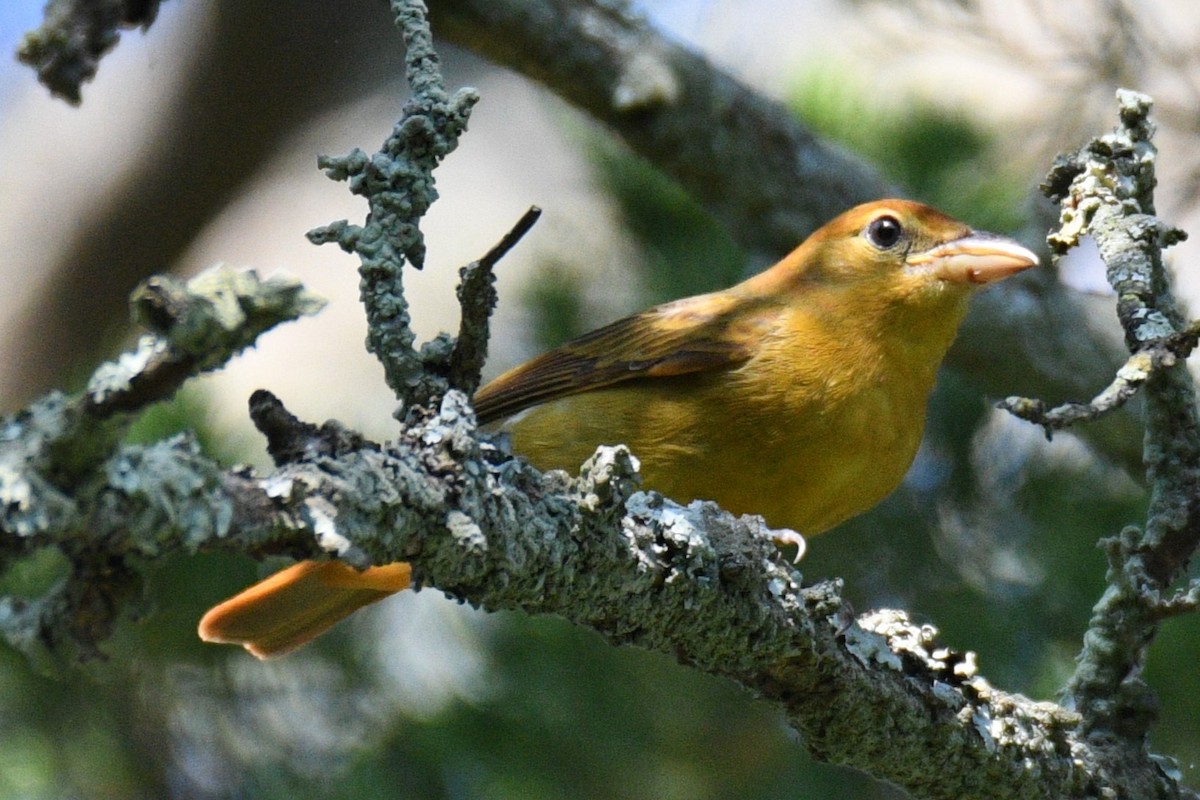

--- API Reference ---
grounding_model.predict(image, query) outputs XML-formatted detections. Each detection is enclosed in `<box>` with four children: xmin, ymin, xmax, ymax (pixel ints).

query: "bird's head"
<box><xmin>752</xmin><ymin>199</ymin><xmax>1039</xmax><ymax>307</ymax></box>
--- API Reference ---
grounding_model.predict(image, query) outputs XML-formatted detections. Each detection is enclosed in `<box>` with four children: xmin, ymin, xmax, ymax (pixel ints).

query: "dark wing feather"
<box><xmin>473</xmin><ymin>292</ymin><xmax>781</xmax><ymax>424</ymax></box>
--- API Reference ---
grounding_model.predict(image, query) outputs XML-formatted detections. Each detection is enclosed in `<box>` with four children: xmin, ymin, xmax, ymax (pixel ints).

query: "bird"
<box><xmin>198</xmin><ymin>199</ymin><xmax>1038</xmax><ymax>658</ymax></box>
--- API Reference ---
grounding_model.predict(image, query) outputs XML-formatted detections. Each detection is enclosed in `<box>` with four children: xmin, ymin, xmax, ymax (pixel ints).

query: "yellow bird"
<box><xmin>199</xmin><ymin>199</ymin><xmax>1037</xmax><ymax>658</ymax></box>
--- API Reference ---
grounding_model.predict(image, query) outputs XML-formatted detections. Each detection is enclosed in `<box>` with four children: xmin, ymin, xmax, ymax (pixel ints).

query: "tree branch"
<box><xmin>17</xmin><ymin>0</ymin><xmax>163</xmax><ymax>105</ymax></box>
<box><xmin>998</xmin><ymin>318</ymin><xmax>1200</xmax><ymax>435</ymax></box>
<box><xmin>448</xmin><ymin>205</ymin><xmax>542</xmax><ymax>394</ymax></box>
<box><xmin>0</xmin><ymin>267</ymin><xmax>322</xmax><ymax>659</ymax></box>
<box><xmin>427</xmin><ymin>0</ymin><xmax>897</xmax><ymax>259</ymax></box>
<box><xmin>1017</xmin><ymin>90</ymin><xmax>1200</xmax><ymax>742</ymax></box>
<box><xmin>307</xmin><ymin>4</ymin><xmax>478</xmax><ymax>407</ymax></box>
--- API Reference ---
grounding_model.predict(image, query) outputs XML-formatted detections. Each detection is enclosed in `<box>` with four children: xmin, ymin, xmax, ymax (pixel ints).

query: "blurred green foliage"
<box><xmin>521</xmin><ymin>259</ymin><xmax>589</xmax><ymax>350</ymax></box>
<box><xmin>588</xmin><ymin>138</ymin><xmax>747</xmax><ymax>303</ymax></box>
<box><xmin>790</xmin><ymin>66</ymin><xmax>1028</xmax><ymax>234</ymax></box>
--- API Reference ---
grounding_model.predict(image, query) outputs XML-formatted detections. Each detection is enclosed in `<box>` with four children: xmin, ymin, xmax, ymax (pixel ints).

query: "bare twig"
<box><xmin>247</xmin><ymin>389</ymin><xmax>371</xmax><ymax>467</ymax></box>
<box><xmin>449</xmin><ymin>206</ymin><xmax>542</xmax><ymax>394</ymax></box>
<box><xmin>999</xmin><ymin>318</ymin><xmax>1200</xmax><ymax>436</ymax></box>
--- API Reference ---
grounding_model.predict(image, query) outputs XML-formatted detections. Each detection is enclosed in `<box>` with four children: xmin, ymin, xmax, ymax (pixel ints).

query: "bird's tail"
<box><xmin>198</xmin><ymin>561</ymin><xmax>412</xmax><ymax>659</ymax></box>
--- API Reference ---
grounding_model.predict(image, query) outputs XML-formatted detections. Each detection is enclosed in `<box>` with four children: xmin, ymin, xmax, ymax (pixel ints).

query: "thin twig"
<box><xmin>449</xmin><ymin>206</ymin><xmax>542</xmax><ymax>393</ymax></box>
<box><xmin>999</xmin><ymin>318</ymin><xmax>1200</xmax><ymax>437</ymax></box>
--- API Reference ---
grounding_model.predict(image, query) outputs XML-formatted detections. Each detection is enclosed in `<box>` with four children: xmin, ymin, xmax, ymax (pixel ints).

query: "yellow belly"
<box><xmin>504</xmin><ymin>365</ymin><xmax>928</xmax><ymax>536</ymax></box>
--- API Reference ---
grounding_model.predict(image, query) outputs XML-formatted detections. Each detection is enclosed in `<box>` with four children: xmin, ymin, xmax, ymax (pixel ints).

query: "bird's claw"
<box><xmin>772</xmin><ymin>529</ymin><xmax>807</xmax><ymax>563</ymax></box>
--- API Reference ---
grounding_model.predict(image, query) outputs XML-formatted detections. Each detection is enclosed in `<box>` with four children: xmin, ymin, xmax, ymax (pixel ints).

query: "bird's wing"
<box><xmin>473</xmin><ymin>292</ymin><xmax>780</xmax><ymax>424</ymax></box>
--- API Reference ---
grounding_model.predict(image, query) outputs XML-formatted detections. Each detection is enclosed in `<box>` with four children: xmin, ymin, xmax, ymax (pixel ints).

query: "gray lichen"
<box><xmin>0</xmin><ymin>266</ymin><xmax>322</xmax><ymax>656</ymax></box>
<box><xmin>307</xmin><ymin>1</ymin><xmax>478</xmax><ymax>407</ymax></box>
<box><xmin>131</xmin><ymin>267</ymin><xmax>325</xmax><ymax>369</ymax></box>
<box><xmin>17</xmin><ymin>0</ymin><xmax>162</xmax><ymax>104</ymax></box>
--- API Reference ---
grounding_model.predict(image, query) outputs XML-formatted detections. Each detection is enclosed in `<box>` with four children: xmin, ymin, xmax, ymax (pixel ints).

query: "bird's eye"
<box><xmin>866</xmin><ymin>215</ymin><xmax>903</xmax><ymax>249</ymax></box>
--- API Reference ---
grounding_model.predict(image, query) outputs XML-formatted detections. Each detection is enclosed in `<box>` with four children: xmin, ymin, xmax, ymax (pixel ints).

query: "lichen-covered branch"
<box><xmin>1001</xmin><ymin>91</ymin><xmax>1200</xmax><ymax>753</ymax></box>
<box><xmin>999</xmin><ymin>318</ymin><xmax>1200</xmax><ymax>435</ymax></box>
<box><xmin>448</xmin><ymin>206</ymin><xmax>542</xmax><ymax>394</ymax></box>
<box><xmin>0</xmin><ymin>267</ymin><xmax>322</xmax><ymax>658</ymax></box>
<box><xmin>100</xmin><ymin>269</ymin><xmax>325</xmax><ymax>417</ymax></box>
<box><xmin>0</xmin><ymin>378</ymin><xmax>1175</xmax><ymax>798</ymax></box>
<box><xmin>16</xmin><ymin>0</ymin><xmax>163</xmax><ymax>104</ymax></box>
<box><xmin>307</xmin><ymin>2</ymin><xmax>477</xmax><ymax>408</ymax></box>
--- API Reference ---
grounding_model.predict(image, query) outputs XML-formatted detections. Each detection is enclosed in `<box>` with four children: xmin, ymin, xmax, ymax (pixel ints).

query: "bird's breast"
<box><xmin>505</xmin><ymin>332</ymin><xmax>936</xmax><ymax>536</ymax></box>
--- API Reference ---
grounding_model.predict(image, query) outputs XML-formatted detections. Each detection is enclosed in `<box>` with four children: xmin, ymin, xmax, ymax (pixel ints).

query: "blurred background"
<box><xmin>1</xmin><ymin>0</ymin><xmax>1199</xmax><ymax>797</ymax></box>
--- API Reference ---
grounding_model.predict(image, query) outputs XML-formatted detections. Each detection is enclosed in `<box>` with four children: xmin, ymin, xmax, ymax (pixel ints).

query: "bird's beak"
<box><xmin>908</xmin><ymin>231</ymin><xmax>1039</xmax><ymax>285</ymax></box>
